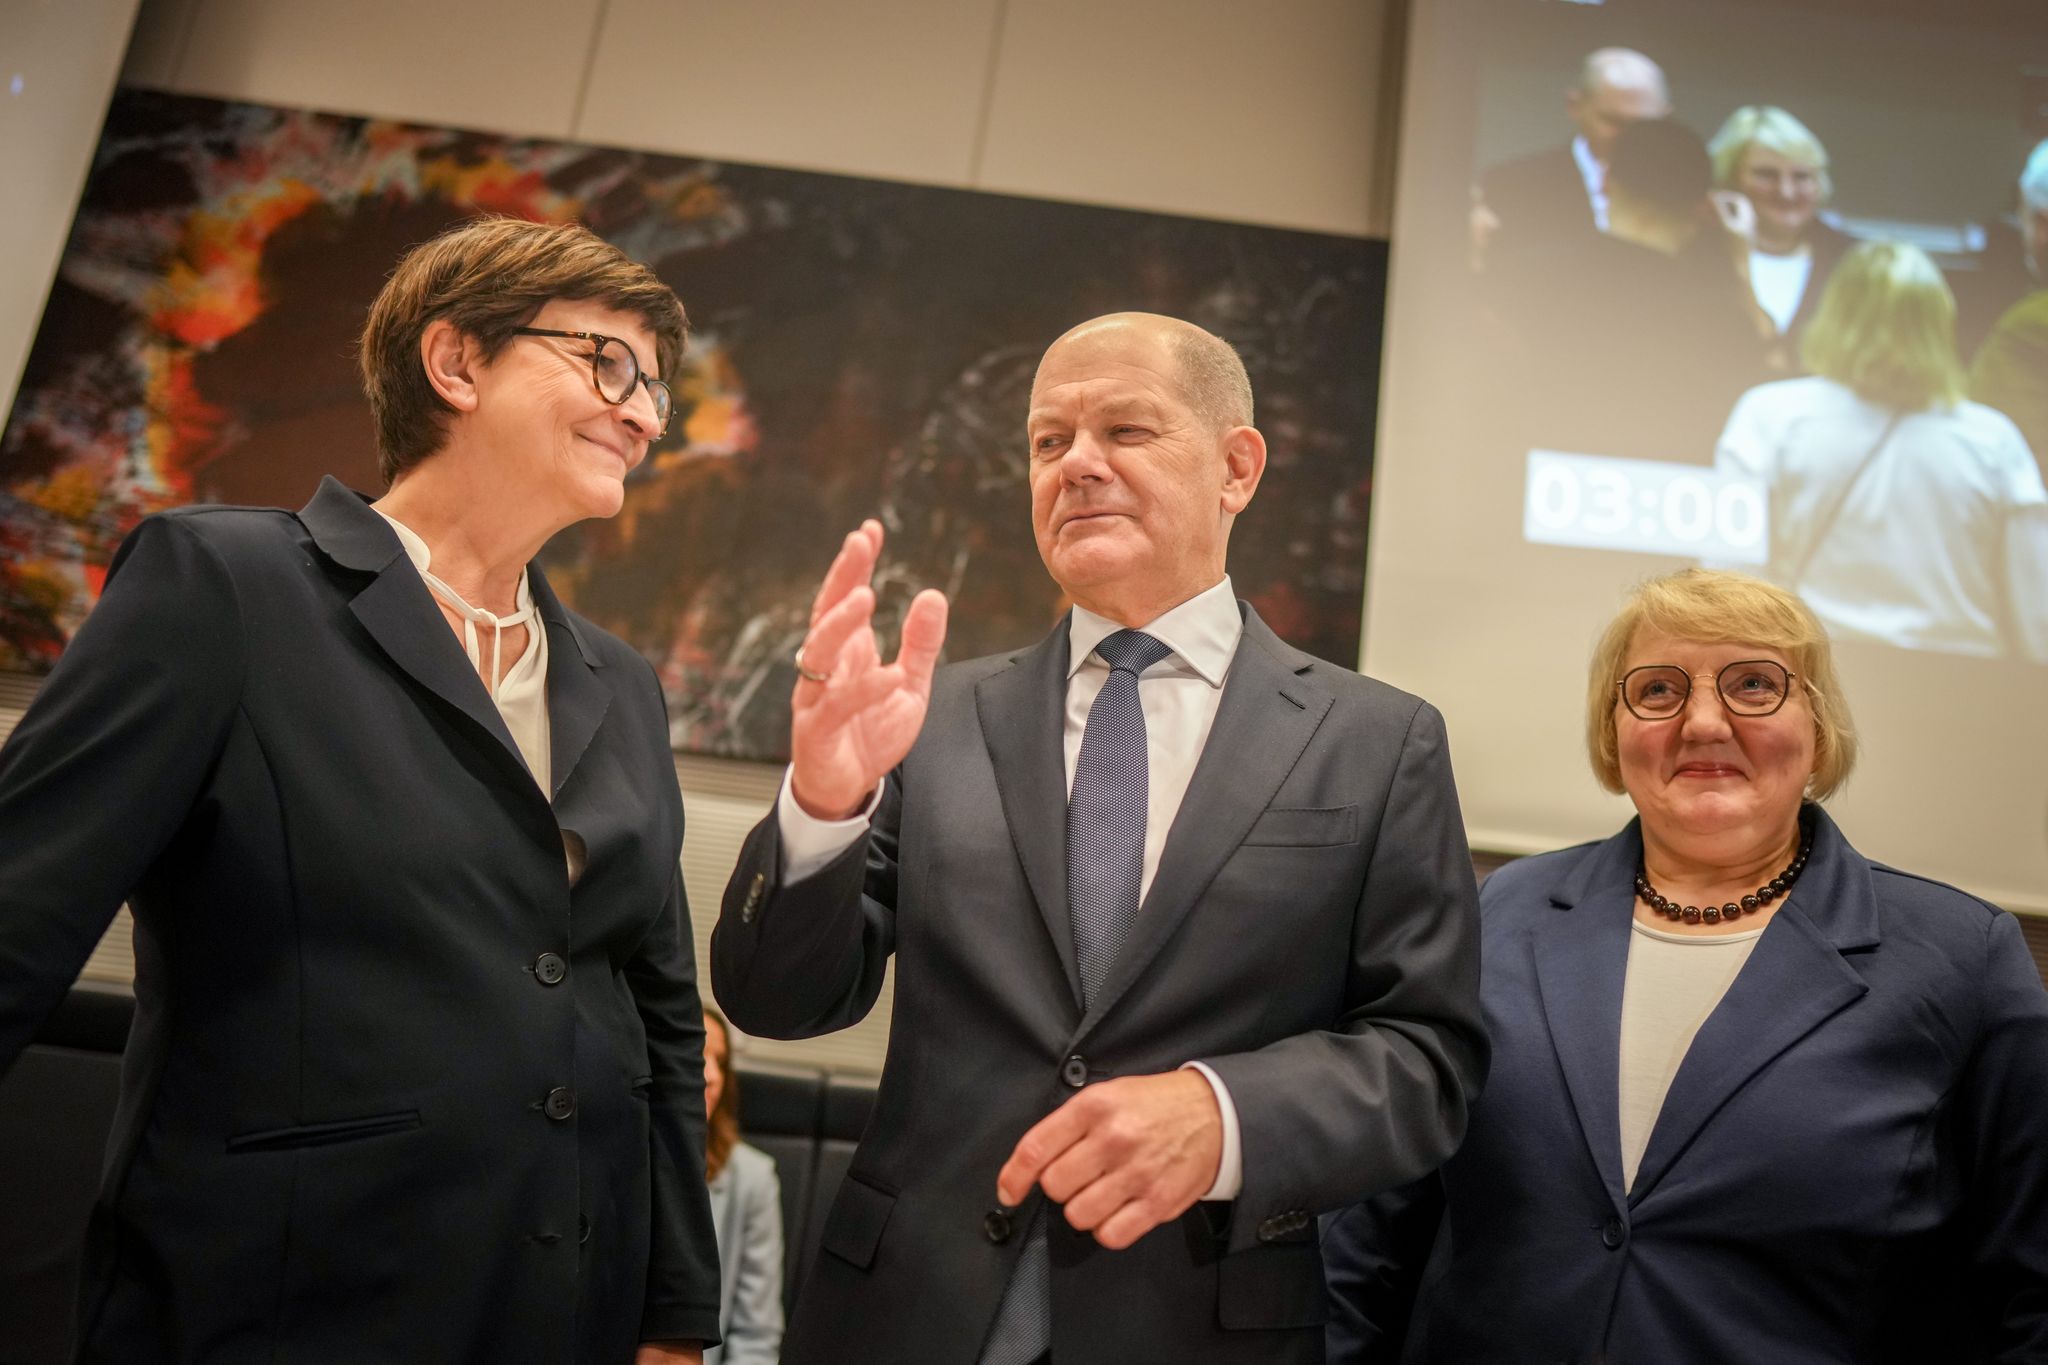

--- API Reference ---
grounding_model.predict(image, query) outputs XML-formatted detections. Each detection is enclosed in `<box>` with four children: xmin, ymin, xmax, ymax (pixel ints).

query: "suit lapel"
<box><xmin>1627</xmin><ymin>811</ymin><xmax>1875</xmax><ymax>1204</ymax></box>
<box><xmin>1072</xmin><ymin>609</ymin><xmax>1331</xmax><ymax>1042</ymax></box>
<box><xmin>529</xmin><ymin>566</ymin><xmax>611</xmax><ymax>801</ymax></box>
<box><xmin>297</xmin><ymin>476</ymin><xmax>537</xmax><ymax>791</ymax></box>
<box><xmin>976</xmin><ymin>623</ymin><xmax>1081</xmax><ymax>1009</ymax></box>
<box><xmin>1531</xmin><ymin>827</ymin><xmax>1638</xmax><ymax>1216</ymax></box>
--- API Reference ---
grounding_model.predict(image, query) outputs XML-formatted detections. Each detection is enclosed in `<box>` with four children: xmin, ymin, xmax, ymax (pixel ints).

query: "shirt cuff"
<box><xmin>1182</xmin><ymin>1060</ymin><xmax>1243</xmax><ymax>1201</ymax></box>
<box><xmin>775</xmin><ymin>767</ymin><xmax>881</xmax><ymax>884</ymax></box>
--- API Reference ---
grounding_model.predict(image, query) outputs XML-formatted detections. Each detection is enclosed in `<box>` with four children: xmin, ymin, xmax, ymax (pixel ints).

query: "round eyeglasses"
<box><xmin>513</xmin><ymin>327</ymin><xmax>673</xmax><ymax>436</ymax></box>
<box><xmin>1617</xmin><ymin>660</ymin><xmax>1799</xmax><ymax>721</ymax></box>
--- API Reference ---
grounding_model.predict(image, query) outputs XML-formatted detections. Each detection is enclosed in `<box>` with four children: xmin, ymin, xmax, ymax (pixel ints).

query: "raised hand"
<box><xmin>789</xmin><ymin>521</ymin><xmax>949</xmax><ymax>820</ymax></box>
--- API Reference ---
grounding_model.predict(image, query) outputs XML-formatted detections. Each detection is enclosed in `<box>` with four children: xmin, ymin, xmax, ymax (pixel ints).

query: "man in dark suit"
<box><xmin>712</xmin><ymin>313</ymin><xmax>1488</xmax><ymax>1364</ymax></box>
<box><xmin>1475</xmin><ymin>48</ymin><xmax>1671</xmax><ymax>276</ymax></box>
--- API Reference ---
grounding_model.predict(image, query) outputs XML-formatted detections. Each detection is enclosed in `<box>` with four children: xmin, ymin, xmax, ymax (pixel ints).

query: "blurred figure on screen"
<box><xmin>1324</xmin><ymin>568</ymin><xmax>2048</xmax><ymax>1364</ymax></box>
<box><xmin>1473</xmin><ymin>48</ymin><xmax>1671</xmax><ymax>274</ymax></box>
<box><xmin>1970</xmin><ymin>140</ymin><xmax>2048</xmax><ymax>482</ymax></box>
<box><xmin>1493</xmin><ymin>118</ymin><xmax>1767</xmax><ymax>464</ymax></box>
<box><xmin>1957</xmin><ymin>137</ymin><xmax>2048</xmax><ymax>355</ymax></box>
<box><xmin>1709</xmin><ymin>106</ymin><xmax>1855</xmax><ymax>364</ymax></box>
<box><xmin>1716</xmin><ymin>240</ymin><xmax>2048</xmax><ymax>660</ymax></box>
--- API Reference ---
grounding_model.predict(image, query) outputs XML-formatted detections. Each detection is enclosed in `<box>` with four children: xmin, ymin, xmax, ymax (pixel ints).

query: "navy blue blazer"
<box><xmin>1326</xmin><ymin>805</ymin><xmax>2048</xmax><ymax>1364</ymax></box>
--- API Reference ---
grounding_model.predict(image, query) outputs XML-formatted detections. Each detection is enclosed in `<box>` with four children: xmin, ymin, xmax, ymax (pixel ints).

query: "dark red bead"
<box><xmin>1741</xmin><ymin>895</ymin><xmax>1759</xmax><ymax>911</ymax></box>
<box><xmin>1683</xmin><ymin>906</ymin><xmax>1702</xmax><ymax>923</ymax></box>
<box><xmin>1702</xmin><ymin>906</ymin><xmax>1721</xmax><ymax>923</ymax></box>
<box><xmin>1722</xmin><ymin>903</ymin><xmax>1740</xmax><ymax>919</ymax></box>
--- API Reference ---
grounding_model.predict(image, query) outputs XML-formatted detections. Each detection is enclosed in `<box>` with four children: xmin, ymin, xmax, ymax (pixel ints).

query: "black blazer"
<box><xmin>713</xmin><ymin>606</ymin><xmax>1488</xmax><ymax>1365</ymax></box>
<box><xmin>0</xmin><ymin>477</ymin><xmax>720</xmax><ymax>1363</ymax></box>
<box><xmin>1325</xmin><ymin>806</ymin><xmax>2048</xmax><ymax>1364</ymax></box>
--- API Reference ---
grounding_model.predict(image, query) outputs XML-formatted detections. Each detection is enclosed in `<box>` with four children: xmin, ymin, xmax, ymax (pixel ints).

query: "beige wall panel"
<box><xmin>119</xmin><ymin>0</ymin><xmax>201</xmax><ymax>89</ymax></box>
<box><xmin>978</xmin><ymin>0</ymin><xmax>1386</xmax><ymax>235</ymax></box>
<box><xmin>169</xmin><ymin>0</ymin><xmax>602</xmax><ymax>138</ymax></box>
<box><xmin>579</xmin><ymin>0</ymin><xmax>1001</xmax><ymax>184</ymax></box>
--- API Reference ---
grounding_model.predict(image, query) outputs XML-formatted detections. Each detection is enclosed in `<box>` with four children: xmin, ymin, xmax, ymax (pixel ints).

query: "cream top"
<box><xmin>370</xmin><ymin>507</ymin><xmax>552</xmax><ymax>796</ymax></box>
<box><xmin>1617</xmin><ymin>916</ymin><xmax>1766</xmax><ymax>1191</ymax></box>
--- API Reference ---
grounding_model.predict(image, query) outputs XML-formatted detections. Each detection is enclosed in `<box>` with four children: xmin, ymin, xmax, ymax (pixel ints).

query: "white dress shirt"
<box><xmin>776</xmin><ymin>576</ymin><xmax>1248</xmax><ymax>1199</ymax></box>
<box><xmin>1572</xmin><ymin>134</ymin><xmax>1611</xmax><ymax>231</ymax></box>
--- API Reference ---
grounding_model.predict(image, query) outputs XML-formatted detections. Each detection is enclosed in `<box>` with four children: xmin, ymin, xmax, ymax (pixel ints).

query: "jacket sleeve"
<box><xmin>709</xmin><ymin>768</ymin><xmax>901</xmax><ymax>1040</ymax></box>
<box><xmin>721</xmin><ymin>1150</ymin><xmax>787</xmax><ymax>1365</ymax></box>
<box><xmin>1956</xmin><ymin>908</ymin><xmax>2048</xmax><ymax>1362</ymax></box>
<box><xmin>1322</xmin><ymin>1174</ymin><xmax>1446</xmax><ymax>1365</ymax></box>
<box><xmin>629</xmin><ymin>665</ymin><xmax>723</xmax><ymax>1347</ymax></box>
<box><xmin>0</xmin><ymin>515</ymin><xmax>243</xmax><ymax>1073</ymax></box>
<box><xmin>1199</xmin><ymin>700</ymin><xmax>1489</xmax><ymax>1254</ymax></box>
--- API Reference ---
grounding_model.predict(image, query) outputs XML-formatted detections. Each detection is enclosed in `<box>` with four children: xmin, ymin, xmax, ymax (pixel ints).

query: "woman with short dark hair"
<box><xmin>0</xmin><ymin>216</ymin><xmax>719</xmax><ymax>1363</ymax></box>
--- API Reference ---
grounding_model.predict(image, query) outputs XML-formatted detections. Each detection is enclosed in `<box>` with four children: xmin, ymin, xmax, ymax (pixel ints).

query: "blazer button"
<box><xmin>983</xmin><ymin>1208</ymin><xmax>1014</xmax><ymax>1243</ymax></box>
<box><xmin>741</xmin><ymin>872</ymin><xmax>766</xmax><ymax>924</ymax></box>
<box><xmin>533</xmin><ymin>952</ymin><xmax>567</xmax><ymax>986</ymax></box>
<box><xmin>1061</xmin><ymin>1055</ymin><xmax>1088</xmax><ymax>1088</ymax></box>
<box><xmin>543</xmin><ymin>1086</ymin><xmax>577</xmax><ymax>1121</ymax></box>
<box><xmin>1601</xmin><ymin>1217</ymin><xmax>1626</xmax><ymax>1250</ymax></box>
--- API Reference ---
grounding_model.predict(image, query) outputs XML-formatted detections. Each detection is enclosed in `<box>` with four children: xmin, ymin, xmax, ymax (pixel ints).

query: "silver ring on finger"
<box><xmin>793</xmin><ymin>645</ymin><xmax>830</xmax><ymax>684</ymax></box>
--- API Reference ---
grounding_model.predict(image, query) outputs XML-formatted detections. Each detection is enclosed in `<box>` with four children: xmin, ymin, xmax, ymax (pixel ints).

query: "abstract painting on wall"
<box><xmin>0</xmin><ymin>90</ymin><xmax>1387</xmax><ymax>761</ymax></box>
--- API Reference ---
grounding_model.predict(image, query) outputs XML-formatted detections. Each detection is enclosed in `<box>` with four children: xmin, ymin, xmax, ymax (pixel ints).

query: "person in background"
<box><xmin>1716</xmin><ymin>239</ymin><xmax>2048</xmax><ymax>660</ymax></box>
<box><xmin>1492</xmin><ymin>117</ymin><xmax>1767</xmax><ymax>464</ymax></box>
<box><xmin>1970</xmin><ymin>139</ymin><xmax>2048</xmax><ymax>483</ymax></box>
<box><xmin>702</xmin><ymin>1008</ymin><xmax>785</xmax><ymax>1365</ymax></box>
<box><xmin>1325</xmin><ymin>568</ymin><xmax>2048</xmax><ymax>1364</ymax></box>
<box><xmin>1958</xmin><ymin>137</ymin><xmax>2048</xmax><ymax>356</ymax></box>
<box><xmin>1709</xmin><ymin>106</ymin><xmax>1856</xmax><ymax>364</ymax></box>
<box><xmin>1473</xmin><ymin>47</ymin><xmax>1672</xmax><ymax>274</ymax></box>
<box><xmin>0</xmin><ymin>216</ymin><xmax>720</xmax><ymax>1362</ymax></box>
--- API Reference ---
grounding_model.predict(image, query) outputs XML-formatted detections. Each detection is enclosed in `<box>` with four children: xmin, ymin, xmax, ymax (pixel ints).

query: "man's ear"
<box><xmin>419</xmin><ymin>318</ymin><xmax>483</xmax><ymax>415</ymax></box>
<box><xmin>1219</xmin><ymin>425</ymin><xmax>1267</xmax><ymax>514</ymax></box>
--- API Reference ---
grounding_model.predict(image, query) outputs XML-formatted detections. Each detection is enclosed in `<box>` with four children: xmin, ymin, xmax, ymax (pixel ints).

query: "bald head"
<box><xmin>1568</xmin><ymin>48</ymin><xmax>1671</xmax><ymax>164</ymax></box>
<box><xmin>1038</xmin><ymin>313</ymin><xmax>1253</xmax><ymax>433</ymax></box>
<box><xmin>1580</xmin><ymin>48</ymin><xmax>1668</xmax><ymax>103</ymax></box>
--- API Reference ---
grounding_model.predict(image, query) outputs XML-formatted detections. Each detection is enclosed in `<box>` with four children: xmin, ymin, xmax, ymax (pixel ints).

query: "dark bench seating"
<box><xmin>0</xmin><ymin>984</ymin><xmax>874</xmax><ymax>1364</ymax></box>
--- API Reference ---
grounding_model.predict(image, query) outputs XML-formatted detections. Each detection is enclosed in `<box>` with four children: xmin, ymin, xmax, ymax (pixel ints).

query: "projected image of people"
<box><xmin>1715</xmin><ymin>241</ymin><xmax>2048</xmax><ymax>660</ymax></box>
<box><xmin>1475</xmin><ymin>25</ymin><xmax>2048</xmax><ymax>664</ymax></box>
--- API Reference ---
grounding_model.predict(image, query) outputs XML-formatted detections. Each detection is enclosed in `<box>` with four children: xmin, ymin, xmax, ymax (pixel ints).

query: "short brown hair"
<box><xmin>703</xmin><ymin>1007</ymin><xmax>740</xmax><ymax>1184</ymax></box>
<box><xmin>1585</xmin><ymin>569</ymin><xmax>1858</xmax><ymax>800</ymax></box>
<box><xmin>359</xmin><ymin>216</ymin><xmax>687</xmax><ymax>484</ymax></box>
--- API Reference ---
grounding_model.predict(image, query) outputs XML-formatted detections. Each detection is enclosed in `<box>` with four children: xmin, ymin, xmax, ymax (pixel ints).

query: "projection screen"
<box><xmin>1365</xmin><ymin>0</ymin><xmax>2048</xmax><ymax>910</ymax></box>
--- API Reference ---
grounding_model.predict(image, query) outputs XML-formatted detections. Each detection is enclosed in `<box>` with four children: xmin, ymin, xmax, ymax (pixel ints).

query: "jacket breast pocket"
<box><xmin>1243</xmin><ymin>804</ymin><xmax>1357</xmax><ymax>848</ymax></box>
<box><xmin>1217</xmin><ymin>1240</ymin><xmax>1327</xmax><ymax>1330</ymax></box>
<box><xmin>819</xmin><ymin>1170</ymin><xmax>898</xmax><ymax>1271</ymax></box>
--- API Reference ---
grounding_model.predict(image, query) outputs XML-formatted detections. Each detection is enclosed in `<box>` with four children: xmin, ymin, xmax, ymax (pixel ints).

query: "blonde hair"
<box><xmin>703</xmin><ymin>1008</ymin><xmax>740</xmax><ymax>1183</ymax></box>
<box><xmin>1799</xmin><ymin>240</ymin><xmax>1966</xmax><ymax>411</ymax></box>
<box><xmin>1709</xmin><ymin>106</ymin><xmax>1832</xmax><ymax>202</ymax></box>
<box><xmin>1585</xmin><ymin>569</ymin><xmax>1857</xmax><ymax>799</ymax></box>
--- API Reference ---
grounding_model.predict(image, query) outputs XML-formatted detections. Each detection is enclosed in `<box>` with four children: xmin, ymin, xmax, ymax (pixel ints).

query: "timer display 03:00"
<box><xmin>1522</xmin><ymin>449</ymin><xmax>1768</xmax><ymax>563</ymax></box>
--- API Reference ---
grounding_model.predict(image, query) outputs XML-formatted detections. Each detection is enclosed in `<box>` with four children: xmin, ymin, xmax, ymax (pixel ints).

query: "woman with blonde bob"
<box><xmin>1715</xmin><ymin>239</ymin><xmax>2048</xmax><ymax>659</ymax></box>
<box><xmin>1709</xmin><ymin>104</ymin><xmax>1852</xmax><ymax>346</ymax></box>
<box><xmin>1327</xmin><ymin>568</ymin><xmax>2048</xmax><ymax>1363</ymax></box>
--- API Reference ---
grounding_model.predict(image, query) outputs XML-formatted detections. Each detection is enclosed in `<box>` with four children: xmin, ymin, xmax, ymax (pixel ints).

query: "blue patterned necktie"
<box><xmin>980</xmin><ymin>628</ymin><xmax>1171</xmax><ymax>1365</ymax></box>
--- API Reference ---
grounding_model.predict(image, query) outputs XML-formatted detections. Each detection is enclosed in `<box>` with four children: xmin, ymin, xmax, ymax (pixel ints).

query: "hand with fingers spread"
<box><xmin>995</xmin><ymin>1070</ymin><xmax>1223</xmax><ymax>1251</ymax></box>
<box><xmin>789</xmin><ymin>520</ymin><xmax>949</xmax><ymax>820</ymax></box>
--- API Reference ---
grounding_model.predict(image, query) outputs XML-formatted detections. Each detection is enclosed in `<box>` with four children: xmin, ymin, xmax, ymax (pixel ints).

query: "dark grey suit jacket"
<box><xmin>0</xmin><ymin>477</ymin><xmax>721</xmax><ymax>1362</ymax></box>
<box><xmin>713</xmin><ymin>604</ymin><xmax>1487</xmax><ymax>1365</ymax></box>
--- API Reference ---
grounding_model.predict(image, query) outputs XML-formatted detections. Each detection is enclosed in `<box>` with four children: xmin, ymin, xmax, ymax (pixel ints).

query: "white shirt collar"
<box><xmin>368</xmin><ymin>506</ymin><xmax>533</xmax><ymax>613</ymax></box>
<box><xmin>1065</xmin><ymin>575</ymin><xmax>1241</xmax><ymax>687</ymax></box>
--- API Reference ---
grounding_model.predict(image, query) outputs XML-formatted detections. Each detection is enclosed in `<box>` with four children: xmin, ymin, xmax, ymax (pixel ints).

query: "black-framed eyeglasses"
<box><xmin>1617</xmin><ymin>660</ymin><xmax>1800</xmax><ymax>721</ymax></box>
<box><xmin>512</xmin><ymin>327</ymin><xmax>673</xmax><ymax>436</ymax></box>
